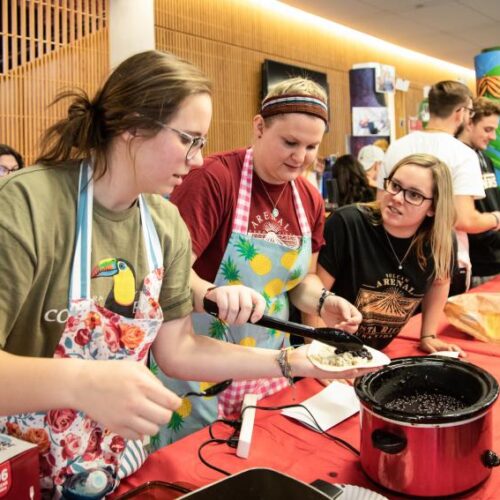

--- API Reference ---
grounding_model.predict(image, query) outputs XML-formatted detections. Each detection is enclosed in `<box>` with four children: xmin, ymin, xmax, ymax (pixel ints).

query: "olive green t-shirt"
<box><xmin>0</xmin><ymin>163</ymin><xmax>193</xmax><ymax>357</ymax></box>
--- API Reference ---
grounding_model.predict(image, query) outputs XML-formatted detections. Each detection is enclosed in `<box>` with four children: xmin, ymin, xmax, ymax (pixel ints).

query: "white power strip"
<box><xmin>236</xmin><ymin>393</ymin><xmax>258</xmax><ymax>459</ymax></box>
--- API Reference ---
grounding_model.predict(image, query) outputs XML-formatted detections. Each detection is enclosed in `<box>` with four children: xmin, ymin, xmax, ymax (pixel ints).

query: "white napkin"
<box><xmin>281</xmin><ymin>381</ymin><xmax>359</xmax><ymax>432</ymax></box>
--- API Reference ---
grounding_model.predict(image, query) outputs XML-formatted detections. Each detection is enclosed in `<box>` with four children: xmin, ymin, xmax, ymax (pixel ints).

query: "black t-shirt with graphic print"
<box><xmin>318</xmin><ymin>205</ymin><xmax>435</xmax><ymax>350</ymax></box>
<box><xmin>469</xmin><ymin>151</ymin><xmax>500</xmax><ymax>277</ymax></box>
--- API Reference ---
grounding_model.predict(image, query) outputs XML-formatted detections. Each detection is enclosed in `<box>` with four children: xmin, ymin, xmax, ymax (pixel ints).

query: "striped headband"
<box><xmin>260</xmin><ymin>94</ymin><xmax>328</xmax><ymax>124</ymax></box>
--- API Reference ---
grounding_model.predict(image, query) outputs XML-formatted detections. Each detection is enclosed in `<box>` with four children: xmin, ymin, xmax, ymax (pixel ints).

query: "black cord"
<box><xmin>241</xmin><ymin>403</ymin><xmax>360</xmax><ymax>456</ymax></box>
<box><xmin>196</xmin><ymin>402</ymin><xmax>360</xmax><ymax>476</ymax></box>
<box><xmin>208</xmin><ymin>418</ymin><xmax>241</xmax><ymax>440</ymax></box>
<box><xmin>197</xmin><ymin>439</ymin><xmax>232</xmax><ymax>476</ymax></box>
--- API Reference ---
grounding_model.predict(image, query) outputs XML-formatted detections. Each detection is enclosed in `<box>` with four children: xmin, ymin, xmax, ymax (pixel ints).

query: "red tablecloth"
<box><xmin>112</xmin><ymin>277</ymin><xmax>500</xmax><ymax>499</ymax></box>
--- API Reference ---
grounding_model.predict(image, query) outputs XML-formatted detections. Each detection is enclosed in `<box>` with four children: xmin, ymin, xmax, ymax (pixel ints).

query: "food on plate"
<box><xmin>308</xmin><ymin>342</ymin><xmax>373</xmax><ymax>368</ymax></box>
<box><xmin>307</xmin><ymin>341</ymin><xmax>391</xmax><ymax>372</ymax></box>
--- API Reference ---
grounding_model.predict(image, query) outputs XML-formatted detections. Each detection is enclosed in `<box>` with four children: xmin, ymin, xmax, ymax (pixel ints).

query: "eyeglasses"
<box><xmin>384</xmin><ymin>178</ymin><xmax>433</xmax><ymax>206</ymax></box>
<box><xmin>0</xmin><ymin>165</ymin><xmax>19</xmax><ymax>177</ymax></box>
<box><xmin>461</xmin><ymin>106</ymin><xmax>476</xmax><ymax>118</ymax></box>
<box><xmin>162</xmin><ymin>125</ymin><xmax>207</xmax><ymax>161</ymax></box>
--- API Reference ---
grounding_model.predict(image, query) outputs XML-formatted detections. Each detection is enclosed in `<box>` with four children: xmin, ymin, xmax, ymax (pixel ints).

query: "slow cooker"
<box><xmin>354</xmin><ymin>356</ymin><xmax>499</xmax><ymax>497</ymax></box>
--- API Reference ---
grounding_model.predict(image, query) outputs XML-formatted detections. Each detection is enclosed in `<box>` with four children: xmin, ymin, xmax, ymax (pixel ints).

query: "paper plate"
<box><xmin>338</xmin><ymin>484</ymin><xmax>388</xmax><ymax>500</ymax></box>
<box><xmin>307</xmin><ymin>340</ymin><xmax>391</xmax><ymax>372</ymax></box>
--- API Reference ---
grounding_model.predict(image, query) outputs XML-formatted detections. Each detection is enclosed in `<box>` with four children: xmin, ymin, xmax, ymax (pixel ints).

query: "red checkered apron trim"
<box><xmin>232</xmin><ymin>148</ymin><xmax>311</xmax><ymax>237</ymax></box>
<box><xmin>217</xmin><ymin>377</ymin><xmax>289</xmax><ymax>418</ymax></box>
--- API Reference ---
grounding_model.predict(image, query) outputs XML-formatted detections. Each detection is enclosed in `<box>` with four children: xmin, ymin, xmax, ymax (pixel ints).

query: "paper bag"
<box><xmin>444</xmin><ymin>293</ymin><xmax>500</xmax><ymax>343</ymax></box>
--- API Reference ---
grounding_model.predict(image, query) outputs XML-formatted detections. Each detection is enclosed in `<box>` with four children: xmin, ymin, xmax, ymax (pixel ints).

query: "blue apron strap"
<box><xmin>69</xmin><ymin>167</ymin><xmax>162</xmax><ymax>302</ymax></box>
<box><xmin>69</xmin><ymin>161</ymin><xmax>93</xmax><ymax>301</ymax></box>
<box><xmin>138</xmin><ymin>195</ymin><xmax>163</xmax><ymax>272</ymax></box>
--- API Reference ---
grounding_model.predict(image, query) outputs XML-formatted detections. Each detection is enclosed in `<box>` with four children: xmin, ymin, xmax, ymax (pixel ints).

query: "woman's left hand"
<box><xmin>320</xmin><ymin>295</ymin><xmax>362</xmax><ymax>333</ymax></box>
<box><xmin>419</xmin><ymin>336</ymin><xmax>466</xmax><ymax>358</ymax></box>
<box><xmin>205</xmin><ymin>285</ymin><xmax>266</xmax><ymax>325</ymax></box>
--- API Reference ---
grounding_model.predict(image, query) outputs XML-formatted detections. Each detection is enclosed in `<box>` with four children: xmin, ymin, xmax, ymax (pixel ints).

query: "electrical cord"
<box><xmin>197</xmin><ymin>402</ymin><xmax>360</xmax><ymax>476</ymax></box>
<box><xmin>208</xmin><ymin>418</ymin><xmax>242</xmax><ymax>440</ymax></box>
<box><xmin>242</xmin><ymin>403</ymin><xmax>361</xmax><ymax>456</ymax></box>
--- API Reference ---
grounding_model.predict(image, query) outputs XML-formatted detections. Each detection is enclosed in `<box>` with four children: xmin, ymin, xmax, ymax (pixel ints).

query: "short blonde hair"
<box><xmin>265</xmin><ymin>77</ymin><xmax>327</xmax><ymax>103</ymax></box>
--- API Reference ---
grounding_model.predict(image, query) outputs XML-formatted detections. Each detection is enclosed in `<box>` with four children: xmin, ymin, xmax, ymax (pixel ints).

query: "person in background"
<box><xmin>457</xmin><ymin>97</ymin><xmax>500</xmax><ymax>286</ymax></box>
<box><xmin>160</xmin><ymin>77</ymin><xmax>363</xmax><ymax>444</ymax></box>
<box><xmin>358</xmin><ymin>144</ymin><xmax>385</xmax><ymax>188</ymax></box>
<box><xmin>377</xmin><ymin>80</ymin><xmax>490</xmax><ymax>295</ymax></box>
<box><xmin>332</xmin><ymin>154</ymin><xmax>375</xmax><ymax>206</ymax></box>
<box><xmin>305</xmin><ymin>154</ymin><xmax>464</xmax><ymax>356</ymax></box>
<box><xmin>302</xmin><ymin>155</ymin><xmax>324</xmax><ymax>193</ymax></box>
<box><xmin>373</xmin><ymin>138</ymin><xmax>389</xmax><ymax>152</ymax></box>
<box><xmin>0</xmin><ymin>51</ymin><xmax>372</xmax><ymax>496</ymax></box>
<box><xmin>0</xmin><ymin>144</ymin><xmax>24</xmax><ymax>176</ymax></box>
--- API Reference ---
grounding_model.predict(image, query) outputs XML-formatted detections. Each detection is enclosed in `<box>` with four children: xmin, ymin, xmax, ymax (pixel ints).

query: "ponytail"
<box><xmin>37</xmin><ymin>89</ymin><xmax>105</xmax><ymax>171</ymax></box>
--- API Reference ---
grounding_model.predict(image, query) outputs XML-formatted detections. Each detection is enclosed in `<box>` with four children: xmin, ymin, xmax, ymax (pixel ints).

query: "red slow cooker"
<box><xmin>354</xmin><ymin>356</ymin><xmax>499</xmax><ymax>497</ymax></box>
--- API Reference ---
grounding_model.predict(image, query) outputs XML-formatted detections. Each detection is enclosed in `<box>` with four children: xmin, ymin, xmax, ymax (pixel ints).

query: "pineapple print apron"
<box><xmin>153</xmin><ymin>148</ymin><xmax>312</xmax><ymax>445</ymax></box>
<box><xmin>0</xmin><ymin>162</ymin><xmax>165</xmax><ymax>496</ymax></box>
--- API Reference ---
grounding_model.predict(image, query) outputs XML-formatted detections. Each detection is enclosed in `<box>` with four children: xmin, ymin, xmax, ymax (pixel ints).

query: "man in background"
<box><xmin>458</xmin><ymin>97</ymin><xmax>500</xmax><ymax>286</ymax></box>
<box><xmin>377</xmin><ymin>80</ymin><xmax>495</xmax><ymax>294</ymax></box>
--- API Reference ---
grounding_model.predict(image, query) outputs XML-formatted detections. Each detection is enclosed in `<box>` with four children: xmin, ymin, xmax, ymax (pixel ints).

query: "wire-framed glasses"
<box><xmin>0</xmin><ymin>165</ymin><xmax>19</xmax><ymax>176</ymax></box>
<box><xmin>162</xmin><ymin>125</ymin><xmax>207</xmax><ymax>161</ymax></box>
<box><xmin>384</xmin><ymin>178</ymin><xmax>433</xmax><ymax>206</ymax></box>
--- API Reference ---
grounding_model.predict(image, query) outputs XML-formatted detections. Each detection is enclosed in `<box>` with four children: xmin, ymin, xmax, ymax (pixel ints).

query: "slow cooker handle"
<box><xmin>482</xmin><ymin>450</ymin><xmax>500</xmax><ymax>468</ymax></box>
<box><xmin>371</xmin><ymin>429</ymin><xmax>407</xmax><ymax>454</ymax></box>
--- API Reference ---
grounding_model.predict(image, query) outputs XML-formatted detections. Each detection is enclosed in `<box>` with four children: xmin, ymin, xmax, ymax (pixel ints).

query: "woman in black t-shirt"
<box><xmin>307</xmin><ymin>153</ymin><xmax>464</xmax><ymax>355</ymax></box>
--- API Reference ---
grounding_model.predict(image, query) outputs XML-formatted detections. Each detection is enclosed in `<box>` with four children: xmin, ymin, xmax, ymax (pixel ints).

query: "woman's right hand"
<box><xmin>205</xmin><ymin>285</ymin><xmax>266</xmax><ymax>325</ymax></box>
<box><xmin>73</xmin><ymin>360</ymin><xmax>181</xmax><ymax>440</ymax></box>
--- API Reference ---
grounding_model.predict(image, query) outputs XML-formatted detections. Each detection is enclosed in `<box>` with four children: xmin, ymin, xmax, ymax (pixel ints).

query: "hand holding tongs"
<box><xmin>203</xmin><ymin>298</ymin><xmax>364</xmax><ymax>352</ymax></box>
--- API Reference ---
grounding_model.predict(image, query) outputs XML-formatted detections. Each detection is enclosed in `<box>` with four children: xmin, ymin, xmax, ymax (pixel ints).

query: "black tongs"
<box><xmin>203</xmin><ymin>298</ymin><xmax>364</xmax><ymax>352</ymax></box>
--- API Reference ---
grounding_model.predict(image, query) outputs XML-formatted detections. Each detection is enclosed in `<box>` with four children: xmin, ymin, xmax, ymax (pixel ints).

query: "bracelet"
<box><xmin>421</xmin><ymin>334</ymin><xmax>436</xmax><ymax>340</ymax></box>
<box><xmin>317</xmin><ymin>288</ymin><xmax>335</xmax><ymax>315</ymax></box>
<box><xmin>277</xmin><ymin>348</ymin><xmax>294</xmax><ymax>386</ymax></box>
<box><xmin>492</xmin><ymin>212</ymin><xmax>500</xmax><ymax>231</ymax></box>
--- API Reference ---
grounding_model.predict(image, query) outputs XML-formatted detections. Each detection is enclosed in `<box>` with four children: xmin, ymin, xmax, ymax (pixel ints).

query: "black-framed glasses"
<box><xmin>163</xmin><ymin>125</ymin><xmax>207</xmax><ymax>161</ymax></box>
<box><xmin>384</xmin><ymin>178</ymin><xmax>433</xmax><ymax>206</ymax></box>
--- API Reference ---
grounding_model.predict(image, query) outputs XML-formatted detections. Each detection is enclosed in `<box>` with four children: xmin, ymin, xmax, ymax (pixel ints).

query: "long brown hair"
<box><xmin>362</xmin><ymin>154</ymin><xmax>455</xmax><ymax>280</ymax></box>
<box><xmin>36</xmin><ymin>50</ymin><xmax>212</xmax><ymax>179</ymax></box>
<box><xmin>333</xmin><ymin>154</ymin><xmax>374</xmax><ymax>206</ymax></box>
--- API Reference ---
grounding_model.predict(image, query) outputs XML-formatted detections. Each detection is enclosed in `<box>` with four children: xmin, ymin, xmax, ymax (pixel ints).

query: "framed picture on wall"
<box><xmin>375</xmin><ymin>64</ymin><xmax>395</xmax><ymax>93</ymax></box>
<box><xmin>352</xmin><ymin>106</ymin><xmax>390</xmax><ymax>136</ymax></box>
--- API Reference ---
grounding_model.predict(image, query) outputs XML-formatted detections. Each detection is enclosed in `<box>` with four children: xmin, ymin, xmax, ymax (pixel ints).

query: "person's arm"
<box><xmin>419</xmin><ymin>279</ymin><xmax>465</xmax><ymax>357</ymax></box>
<box><xmin>288</xmin><ymin>252</ymin><xmax>361</xmax><ymax>333</ymax></box>
<box><xmin>454</xmin><ymin>195</ymin><xmax>500</xmax><ymax>234</ymax></box>
<box><xmin>190</xmin><ymin>251</ymin><xmax>266</xmax><ymax>325</ymax></box>
<box><xmin>301</xmin><ymin>262</ymin><xmax>335</xmax><ymax>329</ymax></box>
<box><xmin>152</xmin><ymin>314</ymin><xmax>375</xmax><ymax>387</ymax></box>
<box><xmin>0</xmin><ymin>350</ymin><xmax>181</xmax><ymax>440</ymax></box>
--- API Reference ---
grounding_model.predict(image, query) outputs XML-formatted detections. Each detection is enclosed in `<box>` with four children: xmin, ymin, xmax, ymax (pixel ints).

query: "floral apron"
<box><xmin>153</xmin><ymin>148</ymin><xmax>312</xmax><ymax>446</ymax></box>
<box><xmin>0</xmin><ymin>162</ymin><xmax>165</xmax><ymax>496</ymax></box>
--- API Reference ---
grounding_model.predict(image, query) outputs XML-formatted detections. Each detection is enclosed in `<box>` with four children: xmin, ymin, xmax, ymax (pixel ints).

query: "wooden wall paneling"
<box><xmin>19</xmin><ymin>0</ymin><xmax>26</xmax><ymax>66</ymax></box>
<box><xmin>44</xmin><ymin>0</ymin><xmax>51</xmax><ymax>56</ymax></box>
<box><xmin>11</xmin><ymin>0</ymin><xmax>18</xmax><ymax>71</ymax></box>
<box><xmin>36</xmin><ymin>0</ymin><xmax>43</xmax><ymax>58</ymax></box>
<box><xmin>154</xmin><ymin>0</ymin><xmax>475</xmax><ymax>157</ymax></box>
<box><xmin>28</xmin><ymin>0</ymin><xmax>35</xmax><ymax>63</ymax></box>
<box><xmin>0</xmin><ymin>1</ymin><xmax>108</xmax><ymax>165</ymax></box>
